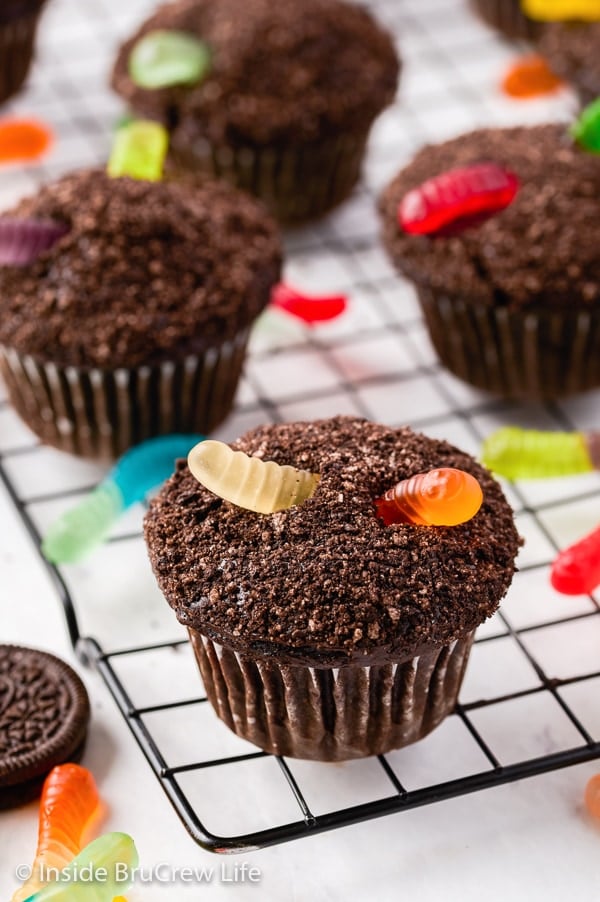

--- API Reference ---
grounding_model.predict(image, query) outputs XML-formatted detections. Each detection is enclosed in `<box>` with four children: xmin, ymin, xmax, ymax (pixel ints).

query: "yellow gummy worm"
<box><xmin>187</xmin><ymin>440</ymin><xmax>320</xmax><ymax>514</ymax></box>
<box><xmin>521</xmin><ymin>0</ymin><xmax>600</xmax><ymax>20</ymax></box>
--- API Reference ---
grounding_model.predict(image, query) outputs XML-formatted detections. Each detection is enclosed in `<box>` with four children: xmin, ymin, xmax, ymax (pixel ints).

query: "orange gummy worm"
<box><xmin>502</xmin><ymin>55</ymin><xmax>564</xmax><ymax>99</ymax></box>
<box><xmin>375</xmin><ymin>467</ymin><xmax>483</xmax><ymax>527</ymax></box>
<box><xmin>12</xmin><ymin>763</ymin><xmax>100</xmax><ymax>902</ymax></box>
<box><xmin>0</xmin><ymin>118</ymin><xmax>53</xmax><ymax>164</ymax></box>
<box><xmin>585</xmin><ymin>774</ymin><xmax>600</xmax><ymax>819</ymax></box>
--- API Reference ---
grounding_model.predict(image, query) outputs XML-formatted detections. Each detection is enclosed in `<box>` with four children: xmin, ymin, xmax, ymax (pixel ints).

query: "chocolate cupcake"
<box><xmin>144</xmin><ymin>416</ymin><xmax>520</xmax><ymax>762</ymax></box>
<box><xmin>380</xmin><ymin>124</ymin><xmax>600</xmax><ymax>401</ymax></box>
<box><xmin>538</xmin><ymin>23</ymin><xmax>600</xmax><ymax>105</ymax></box>
<box><xmin>0</xmin><ymin>0</ymin><xmax>47</xmax><ymax>103</ymax></box>
<box><xmin>469</xmin><ymin>0</ymin><xmax>541</xmax><ymax>39</ymax></box>
<box><xmin>0</xmin><ymin>169</ymin><xmax>281</xmax><ymax>459</ymax></box>
<box><xmin>110</xmin><ymin>0</ymin><xmax>400</xmax><ymax>224</ymax></box>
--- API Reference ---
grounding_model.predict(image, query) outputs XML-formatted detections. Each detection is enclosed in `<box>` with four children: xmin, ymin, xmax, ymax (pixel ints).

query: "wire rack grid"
<box><xmin>1</xmin><ymin>0</ymin><xmax>600</xmax><ymax>856</ymax></box>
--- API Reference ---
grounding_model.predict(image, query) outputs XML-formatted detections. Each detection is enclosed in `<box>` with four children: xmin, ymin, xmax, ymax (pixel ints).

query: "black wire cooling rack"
<box><xmin>2</xmin><ymin>0</ymin><xmax>600</xmax><ymax>858</ymax></box>
<box><xmin>1</xmin><ymin>388</ymin><xmax>600</xmax><ymax>854</ymax></box>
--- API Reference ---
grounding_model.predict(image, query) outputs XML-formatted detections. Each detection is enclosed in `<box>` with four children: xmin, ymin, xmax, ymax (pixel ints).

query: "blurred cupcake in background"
<box><xmin>0</xmin><ymin>150</ymin><xmax>281</xmax><ymax>458</ymax></box>
<box><xmin>379</xmin><ymin>123</ymin><xmax>600</xmax><ymax>401</ymax></box>
<box><xmin>0</xmin><ymin>0</ymin><xmax>48</xmax><ymax>103</ymax></box>
<box><xmin>111</xmin><ymin>0</ymin><xmax>400</xmax><ymax>224</ymax></box>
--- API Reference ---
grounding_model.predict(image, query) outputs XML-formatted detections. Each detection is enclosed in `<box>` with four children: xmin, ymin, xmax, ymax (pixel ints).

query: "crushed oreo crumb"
<box><xmin>0</xmin><ymin>645</ymin><xmax>90</xmax><ymax>805</ymax></box>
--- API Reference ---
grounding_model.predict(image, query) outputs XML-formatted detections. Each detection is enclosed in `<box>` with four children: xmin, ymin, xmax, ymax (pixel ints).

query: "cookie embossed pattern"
<box><xmin>1</xmin><ymin>0</ymin><xmax>599</xmax><ymax>872</ymax></box>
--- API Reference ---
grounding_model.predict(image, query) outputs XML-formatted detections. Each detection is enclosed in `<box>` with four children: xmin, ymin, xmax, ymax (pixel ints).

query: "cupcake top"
<box><xmin>380</xmin><ymin>124</ymin><xmax>600</xmax><ymax>310</ymax></box>
<box><xmin>538</xmin><ymin>23</ymin><xmax>600</xmax><ymax>103</ymax></box>
<box><xmin>111</xmin><ymin>0</ymin><xmax>400</xmax><ymax>147</ymax></box>
<box><xmin>0</xmin><ymin>168</ymin><xmax>282</xmax><ymax>369</ymax></box>
<box><xmin>144</xmin><ymin>416</ymin><xmax>520</xmax><ymax>667</ymax></box>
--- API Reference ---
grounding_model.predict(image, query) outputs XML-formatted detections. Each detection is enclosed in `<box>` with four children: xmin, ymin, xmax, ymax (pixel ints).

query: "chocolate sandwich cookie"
<box><xmin>0</xmin><ymin>645</ymin><xmax>90</xmax><ymax>808</ymax></box>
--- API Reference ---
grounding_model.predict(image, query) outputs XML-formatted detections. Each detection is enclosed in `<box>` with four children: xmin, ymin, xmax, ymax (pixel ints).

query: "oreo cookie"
<box><xmin>0</xmin><ymin>645</ymin><xmax>90</xmax><ymax>808</ymax></box>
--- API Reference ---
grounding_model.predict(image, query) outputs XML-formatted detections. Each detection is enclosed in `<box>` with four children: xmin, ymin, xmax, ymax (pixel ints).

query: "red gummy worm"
<box><xmin>398</xmin><ymin>163</ymin><xmax>519</xmax><ymax>237</ymax></box>
<box><xmin>271</xmin><ymin>282</ymin><xmax>347</xmax><ymax>324</ymax></box>
<box><xmin>551</xmin><ymin>524</ymin><xmax>600</xmax><ymax>595</ymax></box>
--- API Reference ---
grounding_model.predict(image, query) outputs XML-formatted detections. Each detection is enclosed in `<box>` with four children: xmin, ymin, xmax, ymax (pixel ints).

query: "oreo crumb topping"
<box><xmin>145</xmin><ymin>417</ymin><xmax>521</xmax><ymax>666</ymax></box>
<box><xmin>111</xmin><ymin>0</ymin><xmax>400</xmax><ymax>147</ymax></box>
<box><xmin>0</xmin><ymin>168</ymin><xmax>282</xmax><ymax>368</ymax></box>
<box><xmin>380</xmin><ymin>124</ymin><xmax>600</xmax><ymax>310</ymax></box>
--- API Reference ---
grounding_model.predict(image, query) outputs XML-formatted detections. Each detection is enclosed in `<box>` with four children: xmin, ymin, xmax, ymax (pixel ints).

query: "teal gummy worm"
<box><xmin>42</xmin><ymin>434</ymin><xmax>203</xmax><ymax>565</ymax></box>
<box><xmin>481</xmin><ymin>426</ymin><xmax>600</xmax><ymax>480</ymax></box>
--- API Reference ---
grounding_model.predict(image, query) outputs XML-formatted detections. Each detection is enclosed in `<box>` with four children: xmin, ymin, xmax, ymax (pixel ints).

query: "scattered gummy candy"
<box><xmin>571</xmin><ymin>97</ymin><xmax>600</xmax><ymax>155</ymax></box>
<box><xmin>481</xmin><ymin>426</ymin><xmax>599</xmax><ymax>480</ymax></box>
<box><xmin>398</xmin><ymin>163</ymin><xmax>519</xmax><ymax>237</ymax></box>
<box><xmin>23</xmin><ymin>833</ymin><xmax>137</xmax><ymax>901</ymax></box>
<box><xmin>0</xmin><ymin>219</ymin><xmax>69</xmax><ymax>266</ymax></box>
<box><xmin>270</xmin><ymin>283</ymin><xmax>348</xmax><ymax>324</ymax></box>
<box><xmin>521</xmin><ymin>0</ymin><xmax>600</xmax><ymax>20</ymax></box>
<box><xmin>107</xmin><ymin>120</ymin><xmax>169</xmax><ymax>181</ymax></box>
<box><xmin>551</xmin><ymin>525</ymin><xmax>600</xmax><ymax>596</ymax></box>
<box><xmin>187</xmin><ymin>439</ymin><xmax>320</xmax><ymax>514</ymax></box>
<box><xmin>0</xmin><ymin>118</ymin><xmax>53</xmax><ymax>165</ymax></box>
<box><xmin>502</xmin><ymin>55</ymin><xmax>564</xmax><ymax>99</ymax></box>
<box><xmin>43</xmin><ymin>434</ymin><xmax>202</xmax><ymax>565</ymax></box>
<box><xmin>129</xmin><ymin>29</ymin><xmax>211</xmax><ymax>89</ymax></box>
<box><xmin>375</xmin><ymin>468</ymin><xmax>483</xmax><ymax>527</ymax></box>
<box><xmin>584</xmin><ymin>773</ymin><xmax>600</xmax><ymax>819</ymax></box>
<box><xmin>12</xmin><ymin>765</ymin><xmax>100</xmax><ymax>902</ymax></box>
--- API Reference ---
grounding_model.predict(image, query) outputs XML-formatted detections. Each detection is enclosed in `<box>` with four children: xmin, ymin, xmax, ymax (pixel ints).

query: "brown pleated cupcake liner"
<box><xmin>469</xmin><ymin>0</ymin><xmax>540</xmax><ymax>40</ymax></box>
<box><xmin>417</xmin><ymin>286</ymin><xmax>600</xmax><ymax>401</ymax></box>
<box><xmin>188</xmin><ymin>629</ymin><xmax>475</xmax><ymax>762</ymax></box>
<box><xmin>168</xmin><ymin>131</ymin><xmax>370</xmax><ymax>225</ymax></box>
<box><xmin>572</xmin><ymin>83</ymin><xmax>599</xmax><ymax>109</ymax></box>
<box><xmin>0</xmin><ymin>330</ymin><xmax>249</xmax><ymax>459</ymax></box>
<box><xmin>0</xmin><ymin>9</ymin><xmax>42</xmax><ymax>104</ymax></box>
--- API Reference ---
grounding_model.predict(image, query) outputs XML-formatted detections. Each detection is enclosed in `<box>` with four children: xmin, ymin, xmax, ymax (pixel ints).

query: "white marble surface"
<box><xmin>2</xmin><ymin>0</ymin><xmax>600</xmax><ymax>898</ymax></box>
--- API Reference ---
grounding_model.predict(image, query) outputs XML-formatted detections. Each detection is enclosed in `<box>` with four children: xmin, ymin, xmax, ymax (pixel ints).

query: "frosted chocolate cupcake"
<box><xmin>0</xmin><ymin>0</ymin><xmax>47</xmax><ymax>102</ymax></box>
<box><xmin>380</xmin><ymin>124</ymin><xmax>600</xmax><ymax>401</ymax></box>
<box><xmin>0</xmin><ymin>169</ymin><xmax>281</xmax><ymax>459</ymax></box>
<box><xmin>538</xmin><ymin>24</ymin><xmax>600</xmax><ymax>105</ymax></box>
<box><xmin>144</xmin><ymin>416</ymin><xmax>520</xmax><ymax>762</ymax></box>
<box><xmin>110</xmin><ymin>0</ymin><xmax>400</xmax><ymax>224</ymax></box>
<box><xmin>469</xmin><ymin>0</ymin><xmax>541</xmax><ymax>39</ymax></box>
